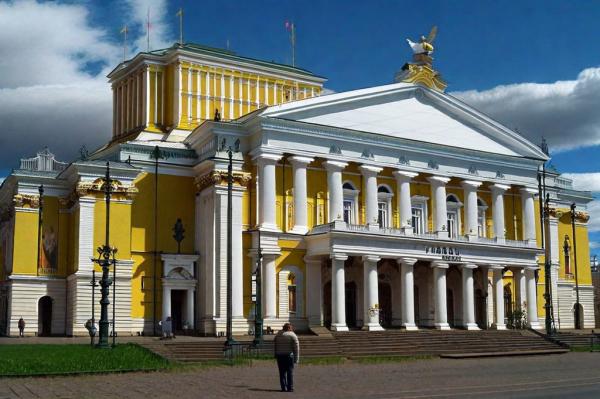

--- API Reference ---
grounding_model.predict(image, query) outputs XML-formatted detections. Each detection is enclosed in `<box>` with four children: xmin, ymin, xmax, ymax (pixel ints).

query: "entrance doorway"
<box><xmin>378</xmin><ymin>282</ymin><xmax>392</xmax><ymax>327</ymax></box>
<box><xmin>171</xmin><ymin>290</ymin><xmax>185</xmax><ymax>331</ymax></box>
<box><xmin>345</xmin><ymin>282</ymin><xmax>357</xmax><ymax>328</ymax></box>
<box><xmin>475</xmin><ymin>289</ymin><xmax>486</xmax><ymax>329</ymax></box>
<box><xmin>447</xmin><ymin>289</ymin><xmax>455</xmax><ymax>327</ymax></box>
<box><xmin>574</xmin><ymin>303</ymin><xmax>584</xmax><ymax>329</ymax></box>
<box><xmin>38</xmin><ymin>296</ymin><xmax>52</xmax><ymax>336</ymax></box>
<box><xmin>323</xmin><ymin>281</ymin><xmax>331</xmax><ymax>328</ymax></box>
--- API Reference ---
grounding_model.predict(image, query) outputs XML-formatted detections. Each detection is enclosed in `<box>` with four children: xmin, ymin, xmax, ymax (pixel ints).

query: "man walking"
<box><xmin>274</xmin><ymin>323</ymin><xmax>299</xmax><ymax>392</ymax></box>
<box><xmin>18</xmin><ymin>317</ymin><xmax>25</xmax><ymax>337</ymax></box>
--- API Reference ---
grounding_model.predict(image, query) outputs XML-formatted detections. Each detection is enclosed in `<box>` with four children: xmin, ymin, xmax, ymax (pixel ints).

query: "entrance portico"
<box><xmin>305</xmin><ymin>221</ymin><xmax>542</xmax><ymax>331</ymax></box>
<box><xmin>161</xmin><ymin>254</ymin><xmax>199</xmax><ymax>330</ymax></box>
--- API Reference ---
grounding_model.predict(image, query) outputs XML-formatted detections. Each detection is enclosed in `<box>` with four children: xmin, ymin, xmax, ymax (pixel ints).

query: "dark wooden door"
<box><xmin>38</xmin><ymin>296</ymin><xmax>52</xmax><ymax>336</ymax></box>
<box><xmin>378</xmin><ymin>283</ymin><xmax>392</xmax><ymax>327</ymax></box>
<box><xmin>345</xmin><ymin>282</ymin><xmax>357</xmax><ymax>328</ymax></box>
<box><xmin>171</xmin><ymin>290</ymin><xmax>185</xmax><ymax>331</ymax></box>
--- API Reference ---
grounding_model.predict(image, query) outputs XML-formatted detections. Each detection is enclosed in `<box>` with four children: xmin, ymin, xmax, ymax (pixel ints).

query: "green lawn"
<box><xmin>0</xmin><ymin>343</ymin><xmax>170</xmax><ymax>376</ymax></box>
<box><xmin>570</xmin><ymin>344</ymin><xmax>600</xmax><ymax>352</ymax></box>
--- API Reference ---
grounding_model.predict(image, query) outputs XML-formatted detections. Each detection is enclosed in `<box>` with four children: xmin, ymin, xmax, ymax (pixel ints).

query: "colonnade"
<box><xmin>254</xmin><ymin>154</ymin><xmax>538</xmax><ymax>242</ymax></box>
<box><xmin>305</xmin><ymin>255</ymin><xmax>541</xmax><ymax>332</ymax></box>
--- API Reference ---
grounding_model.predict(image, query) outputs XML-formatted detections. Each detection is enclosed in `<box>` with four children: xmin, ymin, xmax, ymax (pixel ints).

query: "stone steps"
<box><xmin>547</xmin><ymin>332</ymin><xmax>600</xmax><ymax>348</ymax></box>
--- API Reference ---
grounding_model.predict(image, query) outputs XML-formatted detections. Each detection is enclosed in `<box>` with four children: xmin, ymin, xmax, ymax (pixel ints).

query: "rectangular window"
<box><xmin>478</xmin><ymin>211</ymin><xmax>486</xmax><ymax>237</ymax></box>
<box><xmin>412</xmin><ymin>206</ymin><xmax>424</xmax><ymax>234</ymax></box>
<box><xmin>378</xmin><ymin>202</ymin><xmax>388</xmax><ymax>228</ymax></box>
<box><xmin>447</xmin><ymin>212</ymin><xmax>458</xmax><ymax>238</ymax></box>
<box><xmin>343</xmin><ymin>200</ymin><xmax>353</xmax><ymax>224</ymax></box>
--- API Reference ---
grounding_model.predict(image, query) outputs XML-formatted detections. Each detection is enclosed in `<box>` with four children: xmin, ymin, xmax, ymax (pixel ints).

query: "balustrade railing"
<box><xmin>308</xmin><ymin>222</ymin><xmax>537</xmax><ymax>248</ymax></box>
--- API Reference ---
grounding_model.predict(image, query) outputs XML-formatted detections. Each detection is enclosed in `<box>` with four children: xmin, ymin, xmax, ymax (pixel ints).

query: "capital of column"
<box><xmin>488</xmin><ymin>264</ymin><xmax>505</xmax><ymax>271</ymax></box>
<box><xmin>393</xmin><ymin>171</ymin><xmax>418</xmax><ymax>182</ymax></box>
<box><xmin>460</xmin><ymin>180</ymin><xmax>483</xmax><ymax>190</ymax></box>
<box><xmin>430</xmin><ymin>261</ymin><xmax>449</xmax><ymax>269</ymax></box>
<box><xmin>289</xmin><ymin>156</ymin><xmax>313</xmax><ymax>166</ymax></box>
<box><xmin>323</xmin><ymin>160</ymin><xmax>348</xmax><ymax>172</ymax></box>
<box><xmin>330</xmin><ymin>253</ymin><xmax>348</xmax><ymax>262</ymax></box>
<box><xmin>303</xmin><ymin>256</ymin><xmax>322</xmax><ymax>266</ymax></box>
<box><xmin>362</xmin><ymin>255</ymin><xmax>381</xmax><ymax>264</ymax></box>
<box><xmin>427</xmin><ymin>175</ymin><xmax>451</xmax><ymax>185</ymax></box>
<box><xmin>359</xmin><ymin>164</ymin><xmax>383</xmax><ymax>176</ymax></box>
<box><xmin>397</xmin><ymin>257</ymin><xmax>418</xmax><ymax>266</ymax></box>
<box><xmin>253</xmin><ymin>153</ymin><xmax>282</xmax><ymax>164</ymax></box>
<box><xmin>458</xmin><ymin>263</ymin><xmax>478</xmax><ymax>270</ymax></box>
<box><xmin>520</xmin><ymin>186</ymin><xmax>538</xmax><ymax>196</ymax></box>
<box><xmin>490</xmin><ymin>183</ymin><xmax>511</xmax><ymax>193</ymax></box>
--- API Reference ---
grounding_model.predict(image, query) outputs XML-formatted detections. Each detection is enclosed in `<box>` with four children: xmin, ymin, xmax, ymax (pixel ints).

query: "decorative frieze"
<box><xmin>548</xmin><ymin>207</ymin><xmax>590</xmax><ymax>223</ymax></box>
<box><xmin>194</xmin><ymin>170</ymin><xmax>252</xmax><ymax>193</ymax></box>
<box><xmin>13</xmin><ymin>194</ymin><xmax>40</xmax><ymax>209</ymax></box>
<box><xmin>75</xmin><ymin>178</ymin><xmax>138</xmax><ymax>199</ymax></box>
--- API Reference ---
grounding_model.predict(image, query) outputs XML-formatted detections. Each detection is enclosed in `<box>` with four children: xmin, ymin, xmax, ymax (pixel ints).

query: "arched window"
<box><xmin>342</xmin><ymin>181</ymin><xmax>359</xmax><ymax>224</ymax></box>
<box><xmin>477</xmin><ymin>198</ymin><xmax>488</xmax><ymax>237</ymax></box>
<box><xmin>446</xmin><ymin>194</ymin><xmax>463</xmax><ymax>238</ymax></box>
<box><xmin>377</xmin><ymin>185</ymin><xmax>393</xmax><ymax>228</ymax></box>
<box><xmin>288</xmin><ymin>273</ymin><xmax>297</xmax><ymax>314</ymax></box>
<box><xmin>563</xmin><ymin>235</ymin><xmax>571</xmax><ymax>276</ymax></box>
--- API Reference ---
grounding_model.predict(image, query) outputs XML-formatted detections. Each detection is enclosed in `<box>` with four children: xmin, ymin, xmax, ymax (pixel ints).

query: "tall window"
<box><xmin>446</xmin><ymin>194</ymin><xmax>463</xmax><ymax>238</ymax></box>
<box><xmin>447</xmin><ymin>212</ymin><xmax>458</xmax><ymax>238</ymax></box>
<box><xmin>288</xmin><ymin>273</ymin><xmax>297</xmax><ymax>314</ymax></box>
<box><xmin>377</xmin><ymin>185</ymin><xmax>393</xmax><ymax>228</ymax></box>
<box><xmin>564</xmin><ymin>235</ymin><xmax>571</xmax><ymax>275</ymax></box>
<box><xmin>412</xmin><ymin>206</ymin><xmax>424</xmax><ymax>234</ymax></box>
<box><xmin>343</xmin><ymin>182</ymin><xmax>358</xmax><ymax>224</ymax></box>
<box><xmin>477</xmin><ymin>198</ymin><xmax>488</xmax><ymax>237</ymax></box>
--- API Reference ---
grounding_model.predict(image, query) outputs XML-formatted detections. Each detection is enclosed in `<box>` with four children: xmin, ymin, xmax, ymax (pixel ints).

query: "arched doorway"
<box><xmin>38</xmin><ymin>296</ymin><xmax>52</xmax><ymax>336</ymax></box>
<box><xmin>323</xmin><ymin>281</ymin><xmax>331</xmax><ymax>328</ymax></box>
<box><xmin>378</xmin><ymin>282</ymin><xmax>392</xmax><ymax>327</ymax></box>
<box><xmin>345</xmin><ymin>282</ymin><xmax>357</xmax><ymax>329</ymax></box>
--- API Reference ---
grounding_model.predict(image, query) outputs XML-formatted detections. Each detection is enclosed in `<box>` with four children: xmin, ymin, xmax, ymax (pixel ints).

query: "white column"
<box><xmin>186</xmin><ymin>289</ymin><xmax>194</xmax><ymax>328</ymax></box>
<box><xmin>491</xmin><ymin>266</ymin><xmax>506</xmax><ymax>330</ymax></box>
<box><xmin>231</xmin><ymin>190</ymin><xmax>244</xmax><ymax>319</ymax></box>
<box><xmin>162</xmin><ymin>285</ymin><xmax>171</xmax><ymax>321</ymax></box>
<box><xmin>520</xmin><ymin>187</ymin><xmax>537</xmax><ymax>244</ymax></box>
<box><xmin>331</xmin><ymin>254</ymin><xmax>348</xmax><ymax>331</ymax></box>
<box><xmin>324</xmin><ymin>161</ymin><xmax>348</xmax><ymax>223</ymax></box>
<box><xmin>428</xmin><ymin>176</ymin><xmax>451</xmax><ymax>238</ymax></box>
<box><xmin>461</xmin><ymin>180</ymin><xmax>482</xmax><ymax>238</ymax></box>
<box><xmin>393</xmin><ymin>171</ymin><xmax>418</xmax><ymax>233</ymax></box>
<box><xmin>460</xmin><ymin>264</ymin><xmax>479</xmax><ymax>330</ymax></box>
<box><xmin>491</xmin><ymin>184</ymin><xmax>510</xmax><ymax>242</ymax></box>
<box><xmin>256</xmin><ymin>154</ymin><xmax>282</xmax><ymax>231</ymax></box>
<box><xmin>263</xmin><ymin>254</ymin><xmax>277</xmax><ymax>319</ymax></box>
<box><xmin>363</xmin><ymin>255</ymin><xmax>383</xmax><ymax>331</ymax></box>
<box><xmin>305</xmin><ymin>257</ymin><xmax>323</xmax><ymax>326</ymax></box>
<box><xmin>398</xmin><ymin>257</ymin><xmax>418</xmax><ymax>330</ymax></box>
<box><xmin>360</xmin><ymin>165</ymin><xmax>382</xmax><ymax>229</ymax></box>
<box><xmin>431</xmin><ymin>261</ymin><xmax>450</xmax><ymax>330</ymax></box>
<box><xmin>525</xmin><ymin>267</ymin><xmax>541</xmax><ymax>329</ymax></box>
<box><xmin>289</xmin><ymin>156</ymin><xmax>313</xmax><ymax>234</ymax></box>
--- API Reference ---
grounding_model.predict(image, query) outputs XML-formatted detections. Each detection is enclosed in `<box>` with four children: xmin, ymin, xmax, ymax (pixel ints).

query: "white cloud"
<box><xmin>453</xmin><ymin>67</ymin><xmax>600</xmax><ymax>153</ymax></box>
<box><xmin>0</xmin><ymin>0</ymin><xmax>172</xmax><ymax>172</ymax></box>
<box><xmin>123</xmin><ymin>0</ymin><xmax>173</xmax><ymax>54</ymax></box>
<box><xmin>586</xmin><ymin>199</ymin><xmax>600</xmax><ymax>233</ymax></box>
<box><xmin>562</xmin><ymin>173</ymin><xmax>600</xmax><ymax>192</ymax></box>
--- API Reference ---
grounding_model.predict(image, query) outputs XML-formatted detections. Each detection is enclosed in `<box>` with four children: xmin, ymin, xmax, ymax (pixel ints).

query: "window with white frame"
<box><xmin>377</xmin><ymin>185</ymin><xmax>393</xmax><ymax>228</ymax></box>
<box><xmin>411</xmin><ymin>195</ymin><xmax>429</xmax><ymax>234</ymax></box>
<box><xmin>342</xmin><ymin>182</ymin><xmax>359</xmax><ymax>224</ymax></box>
<box><xmin>477</xmin><ymin>198</ymin><xmax>488</xmax><ymax>237</ymax></box>
<box><xmin>446</xmin><ymin>194</ymin><xmax>463</xmax><ymax>238</ymax></box>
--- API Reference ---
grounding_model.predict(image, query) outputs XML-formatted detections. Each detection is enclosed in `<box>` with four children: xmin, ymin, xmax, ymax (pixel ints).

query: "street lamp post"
<box><xmin>92</xmin><ymin>162</ymin><xmax>118</xmax><ymax>349</ymax></box>
<box><xmin>543</xmin><ymin>194</ymin><xmax>554</xmax><ymax>335</ymax></box>
<box><xmin>253</xmin><ymin>229</ymin><xmax>263</xmax><ymax>347</ymax></box>
<box><xmin>571</xmin><ymin>203</ymin><xmax>582</xmax><ymax>329</ymax></box>
<box><xmin>36</xmin><ymin>185</ymin><xmax>44</xmax><ymax>276</ymax></box>
<box><xmin>224</xmin><ymin>140</ymin><xmax>240</xmax><ymax>348</ymax></box>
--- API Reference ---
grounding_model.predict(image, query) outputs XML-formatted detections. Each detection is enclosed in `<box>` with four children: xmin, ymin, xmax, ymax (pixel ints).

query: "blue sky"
<box><xmin>0</xmin><ymin>0</ymin><xmax>599</xmax><ymax>255</ymax></box>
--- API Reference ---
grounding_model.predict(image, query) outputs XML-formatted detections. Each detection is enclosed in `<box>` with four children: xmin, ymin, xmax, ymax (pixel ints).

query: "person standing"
<box><xmin>273</xmin><ymin>323</ymin><xmax>299</xmax><ymax>392</ymax></box>
<box><xmin>18</xmin><ymin>317</ymin><xmax>25</xmax><ymax>337</ymax></box>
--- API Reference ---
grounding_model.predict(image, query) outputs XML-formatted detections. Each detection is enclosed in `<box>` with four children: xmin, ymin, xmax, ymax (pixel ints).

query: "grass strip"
<box><xmin>570</xmin><ymin>344</ymin><xmax>600</xmax><ymax>352</ymax></box>
<box><xmin>352</xmin><ymin>355</ymin><xmax>434</xmax><ymax>364</ymax></box>
<box><xmin>0</xmin><ymin>343</ymin><xmax>169</xmax><ymax>377</ymax></box>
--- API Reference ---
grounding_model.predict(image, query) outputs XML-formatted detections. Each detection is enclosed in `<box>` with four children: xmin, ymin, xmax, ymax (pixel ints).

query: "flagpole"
<box><xmin>291</xmin><ymin>23</ymin><xmax>296</xmax><ymax>67</ymax></box>
<box><xmin>177</xmin><ymin>8</ymin><xmax>184</xmax><ymax>45</ymax></box>
<box><xmin>147</xmin><ymin>7</ymin><xmax>151</xmax><ymax>52</ymax></box>
<box><xmin>121</xmin><ymin>26</ymin><xmax>128</xmax><ymax>62</ymax></box>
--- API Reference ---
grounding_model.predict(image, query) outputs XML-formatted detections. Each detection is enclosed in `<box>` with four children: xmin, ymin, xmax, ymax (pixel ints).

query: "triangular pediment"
<box><xmin>261</xmin><ymin>83</ymin><xmax>547</xmax><ymax>160</ymax></box>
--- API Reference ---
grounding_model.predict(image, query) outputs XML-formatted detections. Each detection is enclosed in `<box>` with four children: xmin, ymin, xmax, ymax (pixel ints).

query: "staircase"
<box><xmin>333</xmin><ymin>329</ymin><xmax>567</xmax><ymax>358</ymax></box>
<box><xmin>141</xmin><ymin>329</ymin><xmax>567</xmax><ymax>363</ymax></box>
<box><xmin>546</xmin><ymin>331</ymin><xmax>600</xmax><ymax>348</ymax></box>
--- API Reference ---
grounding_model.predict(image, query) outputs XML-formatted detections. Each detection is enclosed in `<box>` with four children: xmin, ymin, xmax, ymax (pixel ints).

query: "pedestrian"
<box><xmin>273</xmin><ymin>323</ymin><xmax>299</xmax><ymax>392</ymax></box>
<box><xmin>18</xmin><ymin>317</ymin><xmax>25</xmax><ymax>337</ymax></box>
<box><xmin>165</xmin><ymin>316</ymin><xmax>173</xmax><ymax>339</ymax></box>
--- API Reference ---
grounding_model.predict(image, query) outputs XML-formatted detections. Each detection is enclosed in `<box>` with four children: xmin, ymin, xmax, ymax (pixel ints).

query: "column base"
<box><xmin>402</xmin><ymin>323</ymin><xmax>419</xmax><ymax>331</ymax></box>
<box><xmin>466</xmin><ymin>234</ymin><xmax>478</xmax><ymax>242</ymax></box>
<box><xmin>401</xmin><ymin>226</ymin><xmax>413</xmax><ymax>235</ymax></box>
<box><xmin>362</xmin><ymin>323</ymin><xmax>384</xmax><ymax>331</ymax></box>
<box><xmin>494</xmin><ymin>237</ymin><xmax>506</xmax><ymax>245</ymax></box>
<box><xmin>330</xmin><ymin>323</ymin><xmax>349</xmax><ymax>332</ymax></box>
<box><xmin>289</xmin><ymin>226</ymin><xmax>309</xmax><ymax>235</ymax></box>
<box><xmin>259</xmin><ymin>223</ymin><xmax>281</xmax><ymax>233</ymax></box>
<box><xmin>435</xmin><ymin>231</ymin><xmax>449</xmax><ymax>239</ymax></box>
<box><xmin>434</xmin><ymin>322</ymin><xmax>451</xmax><ymax>330</ymax></box>
<box><xmin>462</xmin><ymin>323</ymin><xmax>480</xmax><ymax>331</ymax></box>
<box><xmin>367</xmin><ymin>223</ymin><xmax>379</xmax><ymax>232</ymax></box>
<box><xmin>492</xmin><ymin>323</ymin><xmax>506</xmax><ymax>330</ymax></box>
<box><xmin>527</xmin><ymin>321</ymin><xmax>542</xmax><ymax>330</ymax></box>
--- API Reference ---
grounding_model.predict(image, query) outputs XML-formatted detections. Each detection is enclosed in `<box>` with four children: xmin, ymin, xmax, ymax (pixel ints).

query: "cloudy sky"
<box><xmin>0</xmin><ymin>0</ymin><xmax>599</xmax><ymax>254</ymax></box>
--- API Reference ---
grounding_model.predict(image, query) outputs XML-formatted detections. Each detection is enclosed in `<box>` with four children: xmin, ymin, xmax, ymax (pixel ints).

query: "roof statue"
<box><xmin>395</xmin><ymin>26</ymin><xmax>447</xmax><ymax>92</ymax></box>
<box><xmin>406</xmin><ymin>26</ymin><xmax>437</xmax><ymax>57</ymax></box>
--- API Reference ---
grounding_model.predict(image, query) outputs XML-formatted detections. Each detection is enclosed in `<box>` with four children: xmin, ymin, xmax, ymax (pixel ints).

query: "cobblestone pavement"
<box><xmin>1</xmin><ymin>353</ymin><xmax>599</xmax><ymax>399</ymax></box>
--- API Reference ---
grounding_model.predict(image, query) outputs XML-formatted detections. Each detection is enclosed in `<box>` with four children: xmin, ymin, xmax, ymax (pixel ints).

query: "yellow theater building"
<box><xmin>0</xmin><ymin>39</ymin><xmax>595</xmax><ymax>337</ymax></box>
